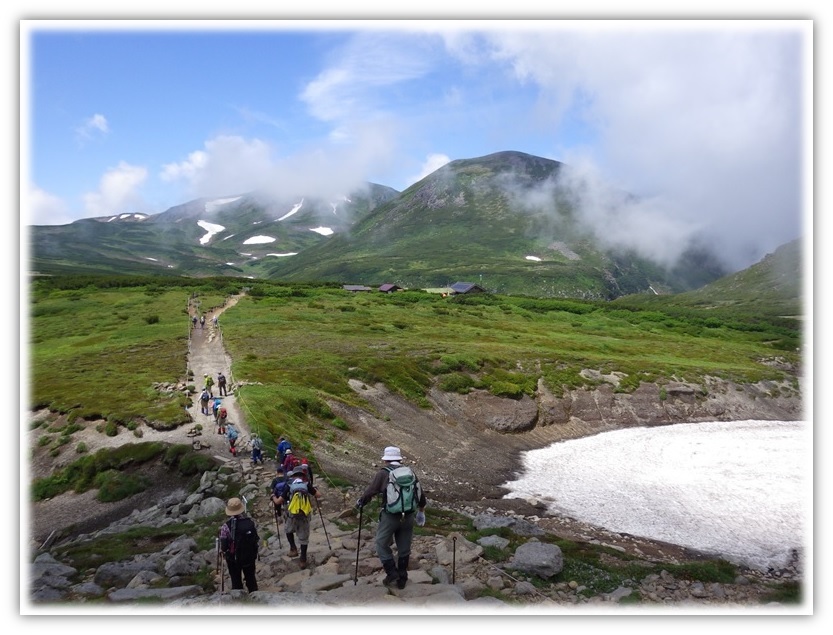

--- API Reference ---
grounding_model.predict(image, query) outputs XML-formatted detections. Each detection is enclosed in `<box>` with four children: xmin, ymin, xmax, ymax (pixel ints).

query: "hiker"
<box><xmin>217</xmin><ymin>404</ymin><xmax>228</xmax><ymax>435</ymax></box>
<box><xmin>282</xmin><ymin>448</ymin><xmax>300</xmax><ymax>474</ymax></box>
<box><xmin>213</xmin><ymin>315</ymin><xmax>219</xmax><ymax>328</ymax></box>
<box><xmin>272</xmin><ymin>465</ymin><xmax>319</xmax><ymax>569</ymax></box>
<box><xmin>277</xmin><ymin>436</ymin><xmax>291</xmax><ymax>465</ymax></box>
<box><xmin>299</xmin><ymin>457</ymin><xmax>315</xmax><ymax>487</ymax></box>
<box><xmin>269</xmin><ymin>465</ymin><xmax>288</xmax><ymax>540</ymax></box>
<box><xmin>199</xmin><ymin>388</ymin><xmax>211</xmax><ymax>415</ymax></box>
<box><xmin>217</xmin><ymin>371</ymin><xmax>228</xmax><ymax>396</ymax></box>
<box><xmin>250</xmin><ymin>433</ymin><xmax>264</xmax><ymax>465</ymax></box>
<box><xmin>204</xmin><ymin>373</ymin><xmax>215</xmax><ymax>397</ymax></box>
<box><xmin>226</xmin><ymin>422</ymin><xmax>239</xmax><ymax>455</ymax></box>
<box><xmin>192</xmin><ymin>315</ymin><xmax>197</xmax><ymax>329</ymax></box>
<box><xmin>200</xmin><ymin>315</ymin><xmax>205</xmax><ymax>329</ymax></box>
<box><xmin>212</xmin><ymin>397</ymin><xmax>222</xmax><ymax>426</ymax></box>
<box><xmin>356</xmin><ymin>446</ymin><xmax>426</xmax><ymax>589</ymax></box>
<box><xmin>219</xmin><ymin>497</ymin><xmax>259</xmax><ymax>592</ymax></box>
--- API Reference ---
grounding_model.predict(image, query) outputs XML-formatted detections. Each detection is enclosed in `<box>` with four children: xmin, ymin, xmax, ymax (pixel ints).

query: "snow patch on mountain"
<box><xmin>277</xmin><ymin>200</ymin><xmax>304</xmax><ymax>221</ymax></box>
<box><xmin>525</xmin><ymin>255</ymin><xmax>542</xmax><ymax>262</ymax></box>
<box><xmin>310</xmin><ymin>227</ymin><xmax>334</xmax><ymax>236</ymax></box>
<box><xmin>197</xmin><ymin>220</ymin><xmax>225</xmax><ymax>245</ymax></box>
<box><xmin>266</xmin><ymin>253</ymin><xmax>298</xmax><ymax>257</ymax></box>
<box><xmin>243</xmin><ymin>236</ymin><xmax>276</xmax><ymax>245</ymax></box>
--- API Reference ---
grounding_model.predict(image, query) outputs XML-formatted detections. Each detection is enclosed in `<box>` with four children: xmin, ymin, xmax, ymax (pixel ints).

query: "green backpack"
<box><xmin>384</xmin><ymin>466</ymin><xmax>419</xmax><ymax>515</ymax></box>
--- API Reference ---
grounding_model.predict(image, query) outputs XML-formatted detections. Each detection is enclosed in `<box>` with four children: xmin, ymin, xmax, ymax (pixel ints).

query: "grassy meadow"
<box><xmin>28</xmin><ymin>275</ymin><xmax>801</xmax><ymax>460</ymax></box>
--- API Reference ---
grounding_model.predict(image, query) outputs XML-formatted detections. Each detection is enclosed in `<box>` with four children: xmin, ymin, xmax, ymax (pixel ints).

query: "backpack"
<box><xmin>227</xmin><ymin>426</ymin><xmax>238</xmax><ymax>440</ymax></box>
<box><xmin>283</xmin><ymin>454</ymin><xmax>300</xmax><ymax>472</ymax></box>
<box><xmin>286</xmin><ymin>479</ymin><xmax>313</xmax><ymax>518</ymax></box>
<box><xmin>218</xmin><ymin>407</ymin><xmax>227</xmax><ymax>419</ymax></box>
<box><xmin>225</xmin><ymin>516</ymin><xmax>258</xmax><ymax>565</ymax></box>
<box><xmin>384</xmin><ymin>466</ymin><xmax>420</xmax><ymax>515</ymax></box>
<box><xmin>252</xmin><ymin>437</ymin><xmax>262</xmax><ymax>450</ymax></box>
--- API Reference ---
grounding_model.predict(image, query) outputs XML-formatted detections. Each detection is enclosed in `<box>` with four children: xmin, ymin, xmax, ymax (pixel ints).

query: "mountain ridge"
<box><xmin>29</xmin><ymin>150</ymin><xmax>760</xmax><ymax>298</ymax></box>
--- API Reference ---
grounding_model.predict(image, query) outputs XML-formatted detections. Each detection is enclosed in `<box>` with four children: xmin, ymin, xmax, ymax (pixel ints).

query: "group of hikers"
<box><xmin>191</xmin><ymin>313</ymin><xmax>219</xmax><ymax>330</ymax></box>
<box><xmin>217</xmin><ymin>442</ymin><xmax>427</xmax><ymax>594</ymax></box>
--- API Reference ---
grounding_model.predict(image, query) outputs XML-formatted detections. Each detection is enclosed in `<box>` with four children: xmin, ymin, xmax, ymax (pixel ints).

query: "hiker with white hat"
<box><xmin>356</xmin><ymin>446</ymin><xmax>427</xmax><ymax>589</ymax></box>
<box><xmin>218</xmin><ymin>497</ymin><xmax>259</xmax><ymax>592</ymax></box>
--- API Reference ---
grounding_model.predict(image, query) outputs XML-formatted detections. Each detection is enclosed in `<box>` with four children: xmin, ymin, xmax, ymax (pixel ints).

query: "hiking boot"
<box><xmin>287</xmin><ymin>548</ymin><xmax>299</xmax><ymax>558</ymax></box>
<box><xmin>299</xmin><ymin>558</ymin><xmax>307</xmax><ymax>569</ymax></box>
<box><xmin>382</xmin><ymin>560</ymin><xmax>399</xmax><ymax>586</ymax></box>
<box><xmin>397</xmin><ymin>555</ymin><xmax>409</xmax><ymax>589</ymax></box>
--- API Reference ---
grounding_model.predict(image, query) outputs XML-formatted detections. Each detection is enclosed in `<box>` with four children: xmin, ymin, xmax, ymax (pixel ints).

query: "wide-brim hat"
<box><xmin>381</xmin><ymin>446</ymin><xmax>403</xmax><ymax>461</ymax></box>
<box><xmin>225</xmin><ymin>497</ymin><xmax>244</xmax><ymax>516</ymax></box>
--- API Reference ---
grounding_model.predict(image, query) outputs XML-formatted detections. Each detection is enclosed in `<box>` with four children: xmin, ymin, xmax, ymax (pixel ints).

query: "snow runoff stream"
<box><xmin>503</xmin><ymin>420</ymin><xmax>810</xmax><ymax>572</ymax></box>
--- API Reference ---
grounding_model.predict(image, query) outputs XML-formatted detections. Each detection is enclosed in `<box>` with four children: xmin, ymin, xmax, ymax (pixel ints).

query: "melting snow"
<box><xmin>503</xmin><ymin>420</ymin><xmax>809</xmax><ymax>571</ymax></box>
<box><xmin>330</xmin><ymin>203</ymin><xmax>338</xmax><ymax>214</ymax></box>
<box><xmin>525</xmin><ymin>255</ymin><xmax>542</xmax><ymax>262</ymax></box>
<box><xmin>204</xmin><ymin>196</ymin><xmax>241</xmax><ymax>213</ymax></box>
<box><xmin>197</xmin><ymin>220</ymin><xmax>225</xmax><ymax>245</ymax></box>
<box><xmin>145</xmin><ymin>257</ymin><xmax>158</xmax><ymax>262</ymax></box>
<box><xmin>278</xmin><ymin>200</ymin><xmax>304</xmax><ymax>221</ymax></box>
<box><xmin>266</xmin><ymin>253</ymin><xmax>298</xmax><ymax>257</ymax></box>
<box><xmin>243</xmin><ymin>236</ymin><xmax>276</xmax><ymax>245</ymax></box>
<box><xmin>310</xmin><ymin>227</ymin><xmax>334</xmax><ymax>236</ymax></box>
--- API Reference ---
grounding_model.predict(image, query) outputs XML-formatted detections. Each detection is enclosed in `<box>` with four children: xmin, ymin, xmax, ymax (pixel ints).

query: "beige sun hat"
<box><xmin>381</xmin><ymin>446</ymin><xmax>403</xmax><ymax>461</ymax></box>
<box><xmin>225</xmin><ymin>497</ymin><xmax>245</xmax><ymax>516</ymax></box>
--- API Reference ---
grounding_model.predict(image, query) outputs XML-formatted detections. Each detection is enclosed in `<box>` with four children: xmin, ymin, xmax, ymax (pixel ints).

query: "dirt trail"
<box><xmin>185</xmin><ymin>294</ymin><xmax>256</xmax><ymax>459</ymax></box>
<box><xmin>28</xmin><ymin>293</ymin><xmax>259</xmax><ymax>547</ymax></box>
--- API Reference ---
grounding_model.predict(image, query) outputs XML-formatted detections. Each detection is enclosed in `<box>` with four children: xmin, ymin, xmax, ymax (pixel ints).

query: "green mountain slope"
<box><xmin>29</xmin><ymin>150</ymin><xmax>733</xmax><ymax>298</ymax></box>
<box><xmin>613</xmin><ymin>238</ymin><xmax>803</xmax><ymax>319</ymax></box>
<box><xmin>267</xmin><ymin>151</ymin><xmax>726</xmax><ymax>298</ymax></box>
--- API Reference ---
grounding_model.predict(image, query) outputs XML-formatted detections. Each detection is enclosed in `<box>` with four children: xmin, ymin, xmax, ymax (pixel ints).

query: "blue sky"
<box><xmin>21</xmin><ymin>19</ymin><xmax>810</xmax><ymax>271</ymax></box>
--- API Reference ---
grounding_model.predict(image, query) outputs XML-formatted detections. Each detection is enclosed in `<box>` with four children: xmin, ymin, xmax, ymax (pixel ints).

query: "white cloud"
<box><xmin>461</xmin><ymin>27</ymin><xmax>805</xmax><ymax>270</ymax></box>
<box><xmin>300</xmin><ymin>31</ymin><xmax>437</xmax><ymax>124</ymax></box>
<box><xmin>28</xmin><ymin>186</ymin><xmax>73</xmax><ymax>226</ymax></box>
<box><xmin>82</xmin><ymin>162</ymin><xmax>148</xmax><ymax>218</ymax></box>
<box><xmin>75</xmin><ymin>113</ymin><xmax>109</xmax><ymax>144</ymax></box>
<box><xmin>406</xmin><ymin>153</ymin><xmax>450</xmax><ymax>188</ymax></box>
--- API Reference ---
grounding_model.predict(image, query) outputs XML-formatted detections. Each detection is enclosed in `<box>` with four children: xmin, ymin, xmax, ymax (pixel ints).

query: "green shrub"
<box><xmin>438</xmin><ymin>372</ymin><xmax>475</xmax><ymax>394</ymax></box>
<box><xmin>95</xmin><ymin>469</ymin><xmax>151</xmax><ymax>502</ymax></box>
<box><xmin>104</xmin><ymin>420</ymin><xmax>119</xmax><ymax>437</ymax></box>
<box><xmin>177</xmin><ymin>453</ymin><xmax>215</xmax><ymax>476</ymax></box>
<box><xmin>76</xmin><ymin>442</ymin><xmax>88</xmax><ymax>454</ymax></box>
<box><xmin>144</xmin><ymin>315</ymin><xmax>160</xmax><ymax>324</ymax></box>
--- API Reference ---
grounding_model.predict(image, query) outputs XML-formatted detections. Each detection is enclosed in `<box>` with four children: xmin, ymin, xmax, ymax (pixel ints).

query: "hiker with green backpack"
<box><xmin>356</xmin><ymin>445</ymin><xmax>427</xmax><ymax>589</ymax></box>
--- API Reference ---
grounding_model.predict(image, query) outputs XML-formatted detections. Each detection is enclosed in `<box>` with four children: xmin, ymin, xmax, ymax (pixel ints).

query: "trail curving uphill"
<box><xmin>28</xmin><ymin>293</ymin><xmax>262</xmax><ymax>547</ymax></box>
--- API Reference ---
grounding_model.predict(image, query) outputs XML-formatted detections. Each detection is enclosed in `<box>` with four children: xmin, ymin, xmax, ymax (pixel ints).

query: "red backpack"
<box><xmin>283</xmin><ymin>453</ymin><xmax>300</xmax><ymax>472</ymax></box>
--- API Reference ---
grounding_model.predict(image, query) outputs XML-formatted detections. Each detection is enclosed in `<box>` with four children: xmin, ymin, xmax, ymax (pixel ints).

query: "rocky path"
<box><xmin>186</xmin><ymin>295</ymin><xmax>255</xmax><ymax>457</ymax></box>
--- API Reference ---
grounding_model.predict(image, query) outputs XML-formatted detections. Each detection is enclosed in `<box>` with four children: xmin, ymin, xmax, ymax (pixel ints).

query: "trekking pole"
<box><xmin>354</xmin><ymin>504</ymin><xmax>363</xmax><ymax>585</ymax></box>
<box><xmin>452</xmin><ymin>536</ymin><xmax>457</xmax><ymax>585</ymax></box>
<box><xmin>215</xmin><ymin>537</ymin><xmax>220</xmax><ymax>574</ymax></box>
<box><xmin>314</xmin><ymin>495</ymin><xmax>332</xmax><ymax>550</ymax></box>
<box><xmin>273</xmin><ymin>503</ymin><xmax>282</xmax><ymax>549</ymax></box>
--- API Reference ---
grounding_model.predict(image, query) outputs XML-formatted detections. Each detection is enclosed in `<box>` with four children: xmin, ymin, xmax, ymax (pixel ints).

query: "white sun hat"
<box><xmin>381</xmin><ymin>446</ymin><xmax>403</xmax><ymax>461</ymax></box>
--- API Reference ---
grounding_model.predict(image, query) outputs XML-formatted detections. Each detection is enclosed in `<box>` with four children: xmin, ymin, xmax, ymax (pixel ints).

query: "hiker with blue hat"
<box><xmin>356</xmin><ymin>446</ymin><xmax>427</xmax><ymax>589</ymax></box>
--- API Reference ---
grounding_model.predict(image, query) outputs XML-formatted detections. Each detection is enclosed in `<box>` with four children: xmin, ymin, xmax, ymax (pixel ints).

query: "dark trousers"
<box><xmin>225</xmin><ymin>556</ymin><xmax>257</xmax><ymax>592</ymax></box>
